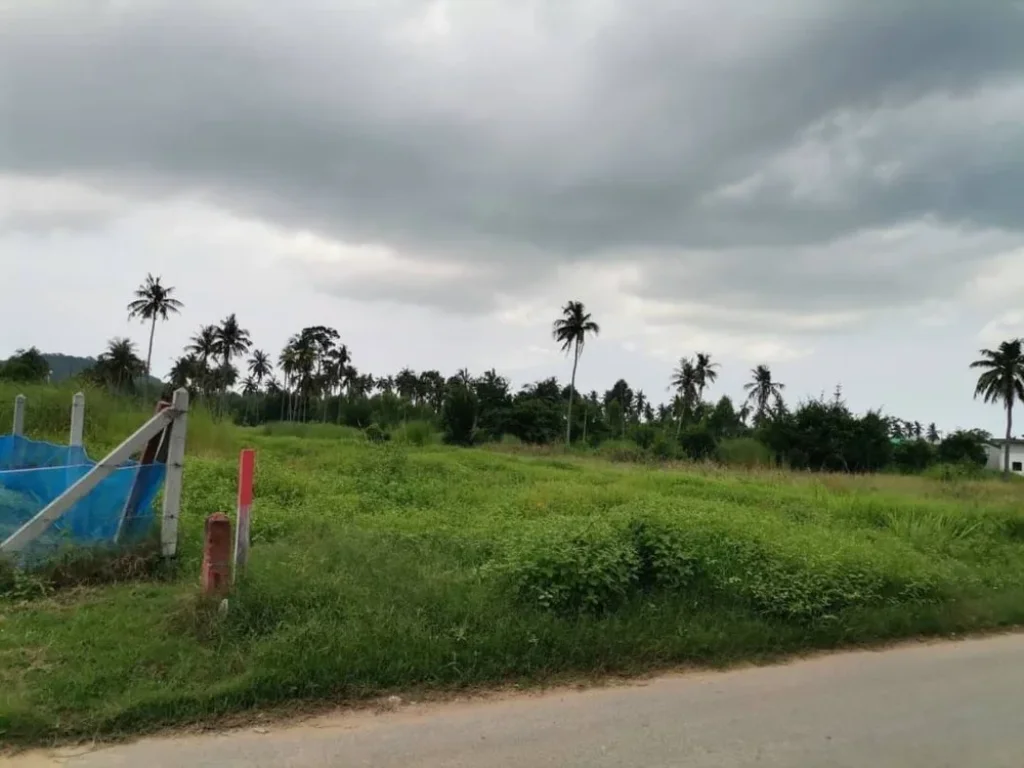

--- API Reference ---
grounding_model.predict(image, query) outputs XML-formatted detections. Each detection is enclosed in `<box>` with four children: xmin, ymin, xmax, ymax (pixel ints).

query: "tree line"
<box><xmin>3</xmin><ymin>274</ymin><xmax>1022</xmax><ymax>476</ymax></box>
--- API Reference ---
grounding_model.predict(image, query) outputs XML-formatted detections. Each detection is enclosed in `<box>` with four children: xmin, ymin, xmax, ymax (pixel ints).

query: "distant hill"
<box><xmin>43</xmin><ymin>353</ymin><xmax>98</xmax><ymax>383</ymax></box>
<box><xmin>42</xmin><ymin>353</ymin><xmax>162</xmax><ymax>386</ymax></box>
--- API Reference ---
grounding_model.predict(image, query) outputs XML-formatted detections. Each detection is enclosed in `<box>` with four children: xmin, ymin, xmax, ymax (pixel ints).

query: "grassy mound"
<box><xmin>2</xmin><ymin>425</ymin><xmax>1024</xmax><ymax>744</ymax></box>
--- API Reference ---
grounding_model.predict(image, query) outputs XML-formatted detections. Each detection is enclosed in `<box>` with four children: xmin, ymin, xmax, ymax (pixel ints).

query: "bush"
<box><xmin>364</xmin><ymin>423</ymin><xmax>391</xmax><ymax>443</ymax></box>
<box><xmin>678</xmin><ymin>425</ymin><xmax>717</xmax><ymax>461</ymax></box>
<box><xmin>717</xmin><ymin>437</ymin><xmax>771</xmax><ymax>468</ymax></box>
<box><xmin>629</xmin><ymin>518</ymin><xmax>698</xmax><ymax>592</ymax></box>
<box><xmin>598</xmin><ymin>439</ymin><xmax>646</xmax><ymax>463</ymax></box>
<box><xmin>630</xmin><ymin>424</ymin><xmax>658</xmax><ymax>450</ymax></box>
<box><xmin>505</xmin><ymin>525</ymin><xmax>640</xmax><ymax>614</ymax></box>
<box><xmin>649</xmin><ymin>433</ymin><xmax>679</xmax><ymax>461</ymax></box>
<box><xmin>937</xmin><ymin>430</ymin><xmax>988</xmax><ymax>467</ymax></box>
<box><xmin>393</xmin><ymin>420</ymin><xmax>435</xmax><ymax>447</ymax></box>
<box><xmin>892</xmin><ymin>440</ymin><xmax>937</xmax><ymax>473</ymax></box>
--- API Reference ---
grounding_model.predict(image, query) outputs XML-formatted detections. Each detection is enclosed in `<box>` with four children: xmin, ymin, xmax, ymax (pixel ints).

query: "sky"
<box><xmin>2</xmin><ymin>0</ymin><xmax>1024</xmax><ymax>435</ymax></box>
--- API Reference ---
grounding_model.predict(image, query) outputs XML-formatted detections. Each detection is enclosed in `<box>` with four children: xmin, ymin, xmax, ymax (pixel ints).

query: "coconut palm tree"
<box><xmin>694</xmin><ymin>352</ymin><xmax>719</xmax><ymax>402</ymax></box>
<box><xmin>971</xmin><ymin>338</ymin><xmax>1024</xmax><ymax>477</ymax></box>
<box><xmin>278</xmin><ymin>342</ymin><xmax>299</xmax><ymax>421</ymax></box>
<box><xmin>744</xmin><ymin>364</ymin><xmax>785</xmax><ymax>425</ymax></box>
<box><xmin>214</xmin><ymin>313</ymin><xmax>252</xmax><ymax>382</ymax></box>
<box><xmin>326</xmin><ymin>344</ymin><xmax>350</xmax><ymax>422</ymax></box>
<box><xmin>395</xmin><ymin>367</ymin><xmax>418</xmax><ymax>402</ymax></box>
<box><xmin>168</xmin><ymin>354</ymin><xmax>203</xmax><ymax>395</ymax></box>
<box><xmin>247</xmin><ymin>349</ymin><xmax>273</xmax><ymax>385</ymax></box>
<box><xmin>552</xmin><ymin>300</ymin><xmax>600</xmax><ymax>446</ymax></box>
<box><xmin>96</xmin><ymin>337</ymin><xmax>146</xmax><ymax>392</ymax></box>
<box><xmin>635</xmin><ymin>390</ymin><xmax>648</xmax><ymax>424</ymax></box>
<box><xmin>926</xmin><ymin>423</ymin><xmax>941</xmax><ymax>443</ymax></box>
<box><xmin>670</xmin><ymin>357</ymin><xmax>698</xmax><ymax>436</ymax></box>
<box><xmin>126</xmin><ymin>274</ymin><xmax>183</xmax><ymax>382</ymax></box>
<box><xmin>186</xmin><ymin>324</ymin><xmax>219</xmax><ymax>394</ymax></box>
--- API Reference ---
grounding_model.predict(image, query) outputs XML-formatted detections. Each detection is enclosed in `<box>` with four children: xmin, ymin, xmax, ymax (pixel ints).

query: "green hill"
<box><xmin>42</xmin><ymin>353</ymin><xmax>97</xmax><ymax>383</ymax></box>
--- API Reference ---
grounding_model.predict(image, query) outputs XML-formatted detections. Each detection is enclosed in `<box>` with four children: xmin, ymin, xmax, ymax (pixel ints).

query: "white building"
<box><xmin>984</xmin><ymin>439</ymin><xmax>1024</xmax><ymax>475</ymax></box>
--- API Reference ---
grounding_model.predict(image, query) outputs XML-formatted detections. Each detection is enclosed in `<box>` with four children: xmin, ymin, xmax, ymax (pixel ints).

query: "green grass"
<box><xmin>3</xmin><ymin>403</ymin><xmax>1024</xmax><ymax>745</ymax></box>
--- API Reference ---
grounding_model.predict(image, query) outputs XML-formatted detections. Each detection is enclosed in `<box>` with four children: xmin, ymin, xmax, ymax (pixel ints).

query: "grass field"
<box><xmin>2</xmin><ymin>384</ymin><xmax>1024</xmax><ymax>745</ymax></box>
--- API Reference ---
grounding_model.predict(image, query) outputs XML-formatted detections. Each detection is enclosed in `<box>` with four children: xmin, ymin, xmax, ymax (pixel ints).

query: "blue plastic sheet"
<box><xmin>0</xmin><ymin>435</ymin><xmax>165</xmax><ymax>554</ymax></box>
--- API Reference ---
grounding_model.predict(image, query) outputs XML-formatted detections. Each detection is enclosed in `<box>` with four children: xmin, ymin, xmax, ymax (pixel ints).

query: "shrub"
<box><xmin>630</xmin><ymin>424</ymin><xmax>658</xmax><ymax>450</ymax></box>
<box><xmin>364</xmin><ymin>423</ymin><xmax>390</xmax><ymax>443</ymax></box>
<box><xmin>393</xmin><ymin>420</ymin><xmax>435</xmax><ymax>447</ymax></box>
<box><xmin>649</xmin><ymin>433</ymin><xmax>679</xmax><ymax>461</ymax></box>
<box><xmin>598</xmin><ymin>439</ymin><xmax>646</xmax><ymax>463</ymax></box>
<box><xmin>717</xmin><ymin>437</ymin><xmax>771</xmax><ymax>468</ymax></box>
<box><xmin>892</xmin><ymin>440</ymin><xmax>937</xmax><ymax>473</ymax></box>
<box><xmin>678</xmin><ymin>425</ymin><xmax>718</xmax><ymax>461</ymax></box>
<box><xmin>505</xmin><ymin>525</ymin><xmax>640</xmax><ymax>614</ymax></box>
<box><xmin>937</xmin><ymin>430</ymin><xmax>988</xmax><ymax>467</ymax></box>
<box><xmin>628</xmin><ymin>518</ymin><xmax>698</xmax><ymax>592</ymax></box>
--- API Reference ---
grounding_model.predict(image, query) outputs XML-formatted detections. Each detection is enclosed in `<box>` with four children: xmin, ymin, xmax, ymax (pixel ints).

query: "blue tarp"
<box><xmin>0</xmin><ymin>434</ymin><xmax>165</xmax><ymax>554</ymax></box>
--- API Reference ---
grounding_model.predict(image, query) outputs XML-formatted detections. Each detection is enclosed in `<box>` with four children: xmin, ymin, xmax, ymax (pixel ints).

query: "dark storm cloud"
<box><xmin>2</xmin><ymin>0</ymin><xmax>1023</xmax><ymax>316</ymax></box>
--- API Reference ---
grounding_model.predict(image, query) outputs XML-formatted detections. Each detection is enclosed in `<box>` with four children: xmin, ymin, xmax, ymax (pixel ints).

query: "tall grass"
<box><xmin>0</xmin><ymin>382</ymin><xmax>233</xmax><ymax>457</ymax></box>
<box><xmin>2</xmin><ymin>420</ymin><xmax>1024</xmax><ymax>744</ymax></box>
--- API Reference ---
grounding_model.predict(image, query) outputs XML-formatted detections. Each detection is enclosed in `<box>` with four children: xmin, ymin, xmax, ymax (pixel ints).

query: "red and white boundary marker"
<box><xmin>233</xmin><ymin>448</ymin><xmax>255</xmax><ymax>581</ymax></box>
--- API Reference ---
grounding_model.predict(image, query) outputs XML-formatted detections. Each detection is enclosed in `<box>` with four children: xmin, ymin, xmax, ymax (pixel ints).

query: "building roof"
<box><xmin>985</xmin><ymin>438</ymin><xmax>1024</xmax><ymax>447</ymax></box>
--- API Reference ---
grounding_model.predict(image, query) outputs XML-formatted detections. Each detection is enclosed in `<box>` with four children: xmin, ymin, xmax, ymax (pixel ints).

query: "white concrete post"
<box><xmin>12</xmin><ymin>394</ymin><xmax>25</xmax><ymax>436</ymax></box>
<box><xmin>160</xmin><ymin>388</ymin><xmax>189</xmax><ymax>557</ymax></box>
<box><xmin>69</xmin><ymin>392</ymin><xmax>85</xmax><ymax>447</ymax></box>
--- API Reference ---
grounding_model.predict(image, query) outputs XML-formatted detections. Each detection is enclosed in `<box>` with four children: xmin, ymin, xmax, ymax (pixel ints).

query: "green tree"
<box><xmin>552</xmin><ymin>300</ymin><xmax>600</xmax><ymax>446</ymax></box>
<box><xmin>126</xmin><ymin>274</ymin><xmax>183</xmax><ymax>382</ymax></box>
<box><xmin>168</xmin><ymin>354</ymin><xmax>203</xmax><ymax>395</ymax></box>
<box><xmin>186</xmin><ymin>325</ymin><xmax>219</xmax><ymax>395</ymax></box>
<box><xmin>215</xmin><ymin>313</ymin><xmax>252</xmax><ymax>384</ymax></box>
<box><xmin>670</xmin><ymin>357</ymin><xmax>698</xmax><ymax>437</ymax></box>
<box><xmin>441</xmin><ymin>381</ymin><xmax>479</xmax><ymax>446</ymax></box>
<box><xmin>971</xmin><ymin>338</ymin><xmax>1024</xmax><ymax>477</ymax></box>
<box><xmin>247</xmin><ymin>349</ymin><xmax>273</xmax><ymax>386</ymax></box>
<box><xmin>0</xmin><ymin>347</ymin><xmax>50</xmax><ymax>383</ymax></box>
<box><xmin>694</xmin><ymin>352</ymin><xmax>719</xmax><ymax>402</ymax></box>
<box><xmin>94</xmin><ymin>337</ymin><xmax>145</xmax><ymax>392</ymax></box>
<box><xmin>744</xmin><ymin>364</ymin><xmax>785</xmax><ymax>425</ymax></box>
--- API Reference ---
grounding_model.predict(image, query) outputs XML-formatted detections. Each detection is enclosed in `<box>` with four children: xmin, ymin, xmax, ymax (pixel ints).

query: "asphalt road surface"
<box><xmin>10</xmin><ymin>633</ymin><xmax>1024</xmax><ymax>767</ymax></box>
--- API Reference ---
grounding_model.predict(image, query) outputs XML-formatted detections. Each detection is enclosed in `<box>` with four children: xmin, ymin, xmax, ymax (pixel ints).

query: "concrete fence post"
<box><xmin>12</xmin><ymin>394</ymin><xmax>25</xmax><ymax>436</ymax></box>
<box><xmin>69</xmin><ymin>392</ymin><xmax>85</xmax><ymax>448</ymax></box>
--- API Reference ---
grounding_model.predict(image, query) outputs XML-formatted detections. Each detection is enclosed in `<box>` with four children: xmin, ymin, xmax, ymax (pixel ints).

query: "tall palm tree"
<box><xmin>744</xmin><ymin>364</ymin><xmax>785</xmax><ymax>425</ymax></box>
<box><xmin>126</xmin><ymin>274</ymin><xmax>183</xmax><ymax>388</ymax></box>
<box><xmin>635</xmin><ymin>390</ymin><xmax>648</xmax><ymax>424</ymax></box>
<box><xmin>971</xmin><ymin>338</ymin><xmax>1024</xmax><ymax>477</ymax></box>
<box><xmin>278</xmin><ymin>342</ymin><xmax>299</xmax><ymax>421</ymax></box>
<box><xmin>693</xmin><ymin>352</ymin><xmax>719</xmax><ymax>403</ymax></box>
<box><xmin>670</xmin><ymin>357</ymin><xmax>698</xmax><ymax>436</ymax></box>
<box><xmin>215</xmin><ymin>313</ymin><xmax>252</xmax><ymax>382</ymax></box>
<box><xmin>247</xmin><ymin>349</ymin><xmax>273</xmax><ymax>385</ymax></box>
<box><xmin>552</xmin><ymin>300</ymin><xmax>600</xmax><ymax>446</ymax></box>
<box><xmin>926</xmin><ymin>422</ymin><xmax>941</xmax><ymax>444</ymax></box>
<box><xmin>187</xmin><ymin>324</ymin><xmax>219</xmax><ymax>393</ymax></box>
<box><xmin>395</xmin><ymin>367</ymin><xmax>418</xmax><ymax>402</ymax></box>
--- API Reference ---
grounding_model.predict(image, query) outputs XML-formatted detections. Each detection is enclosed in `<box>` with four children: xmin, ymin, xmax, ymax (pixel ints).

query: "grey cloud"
<box><xmin>2</xmin><ymin>0</ymin><xmax>1024</xmax><ymax>321</ymax></box>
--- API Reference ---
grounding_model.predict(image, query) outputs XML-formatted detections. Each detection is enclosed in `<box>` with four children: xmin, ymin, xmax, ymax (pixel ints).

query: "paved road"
<box><xmin>10</xmin><ymin>633</ymin><xmax>1024</xmax><ymax>767</ymax></box>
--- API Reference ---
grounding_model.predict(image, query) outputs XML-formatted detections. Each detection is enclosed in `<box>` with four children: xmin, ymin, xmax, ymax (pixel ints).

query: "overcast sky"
<box><xmin>2</xmin><ymin>0</ymin><xmax>1024</xmax><ymax>434</ymax></box>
